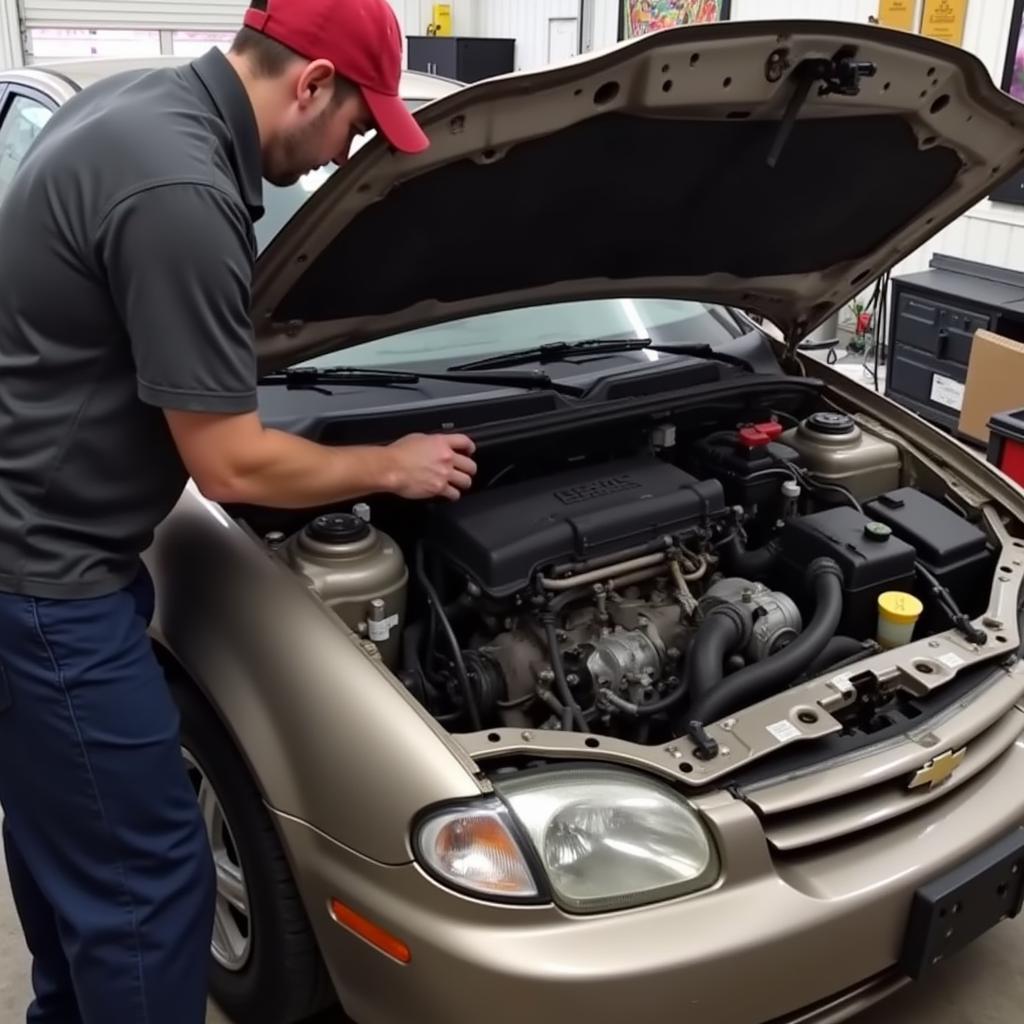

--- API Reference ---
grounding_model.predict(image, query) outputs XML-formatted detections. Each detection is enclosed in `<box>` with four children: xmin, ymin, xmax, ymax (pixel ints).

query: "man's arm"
<box><xmin>100</xmin><ymin>182</ymin><xmax>475</xmax><ymax>508</ymax></box>
<box><xmin>164</xmin><ymin>409</ymin><xmax>476</xmax><ymax>506</ymax></box>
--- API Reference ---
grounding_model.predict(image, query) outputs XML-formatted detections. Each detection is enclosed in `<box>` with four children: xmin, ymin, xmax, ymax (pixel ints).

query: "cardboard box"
<box><xmin>958</xmin><ymin>330</ymin><xmax>1024</xmax><ymax>444</ymax></box>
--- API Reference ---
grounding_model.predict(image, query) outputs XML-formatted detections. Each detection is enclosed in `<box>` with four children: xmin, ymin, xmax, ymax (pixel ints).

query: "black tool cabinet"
<box><xmin>886</xmin><ymin>255</ymin><xmax>1024</xmax><ymax>440</ymax></box>
<box><xmin>406</xmin><ymin>36</ymin><xmax>515</xmax><ymax>83</ymax></box>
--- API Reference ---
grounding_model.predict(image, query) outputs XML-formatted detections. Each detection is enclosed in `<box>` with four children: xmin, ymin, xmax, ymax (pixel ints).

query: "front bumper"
<box><xmin>275</xmin><ymin>735</ymin><xmax>1024</xmax><ymax>1024</ymax></box>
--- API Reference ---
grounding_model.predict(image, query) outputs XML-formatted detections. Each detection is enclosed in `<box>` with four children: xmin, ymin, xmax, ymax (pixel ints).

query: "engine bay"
<box><xmin>253</xmin><ymin>399</ymin><xmax>1013</xmax><ymax>765</ymax></box>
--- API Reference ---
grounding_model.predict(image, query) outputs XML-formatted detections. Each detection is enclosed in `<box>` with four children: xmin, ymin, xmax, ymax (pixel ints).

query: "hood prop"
<box><xmin>770</xmin><ymin>48</ymin><xmax>877</xmax><ymax>363</ymax></box>
<box><xmin>767</xmin><ymin>48</ymin><xmax>878</xmax><ymax>169</ymax></box>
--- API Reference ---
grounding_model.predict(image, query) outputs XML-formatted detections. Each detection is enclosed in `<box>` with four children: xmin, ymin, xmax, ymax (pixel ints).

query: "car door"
<box><xmin>0</xmin><ymin>83</ymin><xmax>57</xmax><ymax>205</ymax></box>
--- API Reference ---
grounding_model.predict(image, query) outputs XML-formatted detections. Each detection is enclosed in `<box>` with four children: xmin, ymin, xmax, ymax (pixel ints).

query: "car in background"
<box><xmin>0</xmin><ymin>54</ymin><xmax>460</xmax><ymax>249</ymax></box>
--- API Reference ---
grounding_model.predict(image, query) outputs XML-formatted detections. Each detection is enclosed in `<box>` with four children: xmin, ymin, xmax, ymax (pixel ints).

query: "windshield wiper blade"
<box><xmin>259</xmin><ymin>366</ymin><xmax>421</xmax><ymax>394</ymax></box>
<box><xmin>259</xmin><ymin>365</ymin><xmax>580</xmax><ymax>395</ymax></box>
<box><xmin>449</xmin><ymin>338</ymin><xmax>652</xmax><ymax>372</ymax></box>
<box><xmin>450</xmin><ymin>338</ymin><xmax>754</xmax><ymax>374</ymax></box>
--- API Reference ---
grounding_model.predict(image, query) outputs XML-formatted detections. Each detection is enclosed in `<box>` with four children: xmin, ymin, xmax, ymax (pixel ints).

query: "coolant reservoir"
<box><xmin>781</xmin><ymin>412</ymin><xmax>901</xmax><ymax>500</ymax></box>
<box><xmin>282</xmin><ymin>512</ymin><xmax>408</xmax><ymax>667</ymax></box>
<box><xmin>877</xmin><ymin>591</ymin><xmax>924</xmax><ymax>649</ymax></box>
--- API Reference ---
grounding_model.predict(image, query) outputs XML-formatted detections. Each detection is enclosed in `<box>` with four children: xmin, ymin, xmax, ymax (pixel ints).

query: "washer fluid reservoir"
<box><xmin>283</xmin><ymin>512</ymin><xmax>408</xmax><ymax>668</ymax></box>
<box><xmin>782</xmin><ymin>412</ymin><xmax>901</xmax><ymax>501</ymax></box>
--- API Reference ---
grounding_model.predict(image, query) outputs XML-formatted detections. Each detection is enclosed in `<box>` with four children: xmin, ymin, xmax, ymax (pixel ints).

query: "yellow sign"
<box><xmin>429</xmin><ymin>3</ymin><xmax>453</xmax><ymax>37</ymax></box>
<box><xmin>921</xmin><ymin>0</ymin><xmax>968</xmax><ymax>46</ymax></box>
<box><xmin>877</xmin><ymin>0</ymin><xmax>917</xmax><ymax>32</ymax></box>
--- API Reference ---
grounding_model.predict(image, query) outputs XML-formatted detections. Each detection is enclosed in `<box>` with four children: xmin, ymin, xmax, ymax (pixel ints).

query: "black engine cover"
<box><xmin>426</xmin><ymin>456</ymin><xmax>724</xmax><ymax>596</ymax></box>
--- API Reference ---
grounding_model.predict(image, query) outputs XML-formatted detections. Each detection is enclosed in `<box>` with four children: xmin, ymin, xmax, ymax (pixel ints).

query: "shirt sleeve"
<box><xmin>98</xmin><ymin>181</ymin><xmax>259</xmax><ymax>413</ymax></box>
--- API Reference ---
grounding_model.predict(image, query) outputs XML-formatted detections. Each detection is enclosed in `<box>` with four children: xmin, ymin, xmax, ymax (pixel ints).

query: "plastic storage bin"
<box><xmin>986</xmin><ymin>409</ymin><xmax>1024</xmax><ymax>488</ymax></box>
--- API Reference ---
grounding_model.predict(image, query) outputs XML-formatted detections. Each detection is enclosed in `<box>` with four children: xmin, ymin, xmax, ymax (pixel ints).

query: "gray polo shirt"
<box><xmin>0</xmin><ymin>48</ymin><xmax>264</xmax><ymax>599</ymax></box>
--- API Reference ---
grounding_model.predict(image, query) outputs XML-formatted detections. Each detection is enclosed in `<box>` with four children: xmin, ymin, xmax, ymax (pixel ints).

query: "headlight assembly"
<box><xmin>497</xmin><ymin>766</ymin><xmax>718</xmax><ymax>912</ymax></box>
<box><xmin>416</xmin><ymin>767</ymin><xmax>719</xmax><ymax>913</ymax></box>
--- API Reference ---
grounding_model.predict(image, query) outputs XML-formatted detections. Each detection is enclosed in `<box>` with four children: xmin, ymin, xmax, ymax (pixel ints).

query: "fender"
<box><xmin>144</xmin><ymin>484</ymin><xmax>486</xmax><ymax>865</ymax></box>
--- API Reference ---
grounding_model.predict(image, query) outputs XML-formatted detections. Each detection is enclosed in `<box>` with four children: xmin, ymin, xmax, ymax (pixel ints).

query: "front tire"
<box><xmin>173</xmin><ymin>680</ymin><xmax>336</xmax><ymax>1024</ymax></box>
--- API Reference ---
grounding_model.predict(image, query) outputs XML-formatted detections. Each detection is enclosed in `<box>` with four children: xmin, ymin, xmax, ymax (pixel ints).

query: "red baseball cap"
<box><xmin>242</xmin><ymin>0</ymin><xmax>429</xmax><ymax>154</ymax></box>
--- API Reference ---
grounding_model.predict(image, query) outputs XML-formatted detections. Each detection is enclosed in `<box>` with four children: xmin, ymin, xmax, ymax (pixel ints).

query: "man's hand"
<box><xmin>384</xmin><ymin>433</ymin><xmax>477</xmax><ymax>501</ymax></box>
<box><xmin>164</xmin><ymin>409</ymin><xmax>478</xmax><ymax>509</ymax></box>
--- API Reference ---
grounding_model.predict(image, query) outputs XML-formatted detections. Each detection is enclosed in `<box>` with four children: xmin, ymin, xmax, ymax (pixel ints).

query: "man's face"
<box><xmin>263</xmin><ymin>67</ymin><xmax>373</xmax><ymax>187</ymax></box>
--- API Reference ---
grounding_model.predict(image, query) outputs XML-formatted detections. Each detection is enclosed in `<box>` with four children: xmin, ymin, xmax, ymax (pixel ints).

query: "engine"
<box><xmin>273</xmin><ymin>412</ymin><xmax>996</xmax><ymax>743</ymax></box>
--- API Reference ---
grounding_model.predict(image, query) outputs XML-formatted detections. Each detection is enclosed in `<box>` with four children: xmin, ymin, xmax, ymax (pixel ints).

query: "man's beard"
<box><xmin>263</xmin><ymin>108</ymin><xmax>333</xmax><ymax>187</ymax></box>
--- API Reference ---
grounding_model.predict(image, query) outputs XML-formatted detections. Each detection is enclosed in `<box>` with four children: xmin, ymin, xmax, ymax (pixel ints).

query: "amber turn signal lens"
<box><xmin>416</xmin><ymin>805</ymin><xmax>539</xmax><ymax>898</ymax></box>
<box><xmin>329</xmin><ymin>900</ymin><xmax>411</xmax><ymax>964</ymax></box>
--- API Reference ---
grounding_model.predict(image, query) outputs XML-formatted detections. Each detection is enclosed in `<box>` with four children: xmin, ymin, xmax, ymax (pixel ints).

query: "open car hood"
<box><xmin>253</xmin><ymin>20</ymin><xmax>1024</xmax><ymax>373</ymax></box>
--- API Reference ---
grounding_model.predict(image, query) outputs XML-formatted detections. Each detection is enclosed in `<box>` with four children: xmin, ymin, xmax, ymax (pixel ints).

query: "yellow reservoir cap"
<box><xmin>878</xmin><ymin>591</ymin><xmax>924</xmax><ymax>625</ymax></box>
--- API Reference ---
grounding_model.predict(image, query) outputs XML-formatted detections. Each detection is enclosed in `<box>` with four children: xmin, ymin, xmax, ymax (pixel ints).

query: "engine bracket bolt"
<box><xmin>721</xmin><ymin>718</ymin><xmax>736</xmax><ymax>732</ymax></box>
<box><xmin>521</xmin><ymin>731</ymin><xmax>533</xmax><ymax>742</ymax></box>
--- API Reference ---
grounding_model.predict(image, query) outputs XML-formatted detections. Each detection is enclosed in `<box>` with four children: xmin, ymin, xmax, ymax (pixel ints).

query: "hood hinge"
<box><xmin>782</xmin><ymin>324</ymin><xmax>807</xmax><ymax>367</ymax></box>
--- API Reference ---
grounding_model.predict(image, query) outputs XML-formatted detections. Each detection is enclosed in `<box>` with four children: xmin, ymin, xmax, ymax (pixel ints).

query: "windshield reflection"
<box><xmin>300</xmin><ymin>299</ymin><xmax>741</xmax><ymax>371</ymax></box>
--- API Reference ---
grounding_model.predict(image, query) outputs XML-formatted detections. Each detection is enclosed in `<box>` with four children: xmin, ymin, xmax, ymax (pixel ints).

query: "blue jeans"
<box><xmin>0</xmin><ymin>570</ymin><xmax>215</xmax><ymax>1023</ymax></box>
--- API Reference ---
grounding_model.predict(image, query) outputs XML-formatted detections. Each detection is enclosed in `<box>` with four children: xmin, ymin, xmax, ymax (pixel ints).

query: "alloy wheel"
<box><xmin>183</xmin><ymin>747</ymin><xmax>253</xmax><ymax>971</ymax></box>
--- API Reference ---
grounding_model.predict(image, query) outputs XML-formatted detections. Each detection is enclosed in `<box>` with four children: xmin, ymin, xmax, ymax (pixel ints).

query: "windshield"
<box><xmin>254</xmin><ymin>97</ymin><xmax>429</xmax><ymax>252</ymax></box>
<box><xmin>301</xmin><ymin>298</ymin><xmax>742</xmax><ymax>370</ymax></box>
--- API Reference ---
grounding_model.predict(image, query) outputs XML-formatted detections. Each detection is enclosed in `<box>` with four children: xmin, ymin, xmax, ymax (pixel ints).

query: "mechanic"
<box><xmin>0</xmin><ymin>1</ymin><xmax>476</xmax><ymax>1021</ymax></box>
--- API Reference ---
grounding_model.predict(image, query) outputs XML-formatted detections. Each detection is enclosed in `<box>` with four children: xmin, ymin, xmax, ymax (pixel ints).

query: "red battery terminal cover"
<box><xmin>737</xmin><ymin>421</ymin><xmax>784</xmax><ymax>449</ymax></box>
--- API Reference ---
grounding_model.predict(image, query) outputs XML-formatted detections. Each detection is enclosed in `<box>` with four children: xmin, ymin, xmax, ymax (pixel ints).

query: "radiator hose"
<box><xmin>688</xmin><ymin>558</ymin><xmax>844</xmax><ymax>727</ymax></box>
<box><xmin>800</xmin><ymin>635</ymin><xmax>877</xmax><ymax>681</ymax></box>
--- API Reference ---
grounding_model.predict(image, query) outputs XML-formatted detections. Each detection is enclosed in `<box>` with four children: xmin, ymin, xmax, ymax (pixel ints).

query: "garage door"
<box><xmin>21</xmin><ymin>2</ymin><xmax>248</xmax><ymax>31</ymax></box>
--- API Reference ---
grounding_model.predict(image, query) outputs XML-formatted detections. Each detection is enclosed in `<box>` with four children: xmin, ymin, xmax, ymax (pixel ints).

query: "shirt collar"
<box><xmin>191</xmin><ymin>48</ymin><xmax>265</xmax><ymax>221</ymax></box>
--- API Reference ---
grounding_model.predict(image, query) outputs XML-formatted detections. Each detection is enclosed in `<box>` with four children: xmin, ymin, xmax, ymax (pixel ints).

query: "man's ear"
<box><xmin>295</xmin><ymin>59</ymin><xmax>337</xmax><ymax>108</ymax></box>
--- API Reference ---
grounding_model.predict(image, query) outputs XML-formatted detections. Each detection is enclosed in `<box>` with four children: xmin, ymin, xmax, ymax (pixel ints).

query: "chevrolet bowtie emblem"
<box><xmin>908</xmin><ymin>747</ymin><xmax>967</xmax><ymax>791</ymax></box>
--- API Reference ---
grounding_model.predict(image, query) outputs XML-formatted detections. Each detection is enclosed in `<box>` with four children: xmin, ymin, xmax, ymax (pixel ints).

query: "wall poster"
<box><xmin>876</xmin><ymin>0</ymin><xmax>917</xmax><ymax>32</ymax></box>
<box><xmin>990</xmin><ymin>0</ymin><xmax>1024</xmax><ymax>205</ymax></box>
<box><xmin>619</xmin><ymin>1</ymin><xmax>731</xmax><ymax>42</ymax></box>
<box><xmin>920</xmin><ymin>0</ymin><xmax>969</xmax><ymax>47</ymax></box>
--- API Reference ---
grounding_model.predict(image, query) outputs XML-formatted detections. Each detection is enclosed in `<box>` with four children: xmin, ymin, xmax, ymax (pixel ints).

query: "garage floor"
<box><xmin>0</xmin><ymin>853</ymin><xmax>1021</xmax><ymax>1024</ymax></box>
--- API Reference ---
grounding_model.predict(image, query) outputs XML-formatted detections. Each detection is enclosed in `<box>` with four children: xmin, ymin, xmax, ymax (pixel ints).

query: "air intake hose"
<box><xmin>689</xmin><ymin>558</ymin><xmax>844</xmax><ymax>726</ymax></box>
<box><xmin>639</xmin><ymin>601</ymin><xmax>752</xmax><ymax>718</ymax></box>
<box><xmin>720</xmin><ymin>534</ymin><xmax>781</xmax><ymax>581</ymax></box>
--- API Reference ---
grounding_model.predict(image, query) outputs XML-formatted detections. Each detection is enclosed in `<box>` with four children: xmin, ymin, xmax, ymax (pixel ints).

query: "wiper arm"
<box><xmin>653</xmin><ymin>342</ymin><xmax>754</xmax><ymax>373</ymax></box>
<box><xmin>449</xmin><ymin>338</ymin><xmax>651</xmax><ymax>372</ymax></box>
<box><xmin>259</xmin><ymin>365</ymin><xmax>581</xmax><ymax>395</ymax></box>
<box><xmin>451</xmin><ymin>338</ymin><xmax>753</xmax><ymax>374</ymax></box>
<box><xmin>260</xmin><ymin>367</ymin><xmax>420</xmax><ymax>392</ymax></box>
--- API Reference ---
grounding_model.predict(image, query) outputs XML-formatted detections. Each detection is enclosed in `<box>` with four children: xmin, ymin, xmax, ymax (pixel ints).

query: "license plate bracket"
<box><xmin>901</xmin><ymin>827</ymin><xmax>1024</xmax><ymax>979</ymax></box>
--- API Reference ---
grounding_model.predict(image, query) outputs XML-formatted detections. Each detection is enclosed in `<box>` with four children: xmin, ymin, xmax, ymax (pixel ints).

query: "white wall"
<box><xmin>479</xmin><ymin>0</ymin><xmax>579</xmax><ymax>71</ymax></box>
<box><xmin>0</xmin><ymin>1</ymin><xmax>22</xmax><ymax>66</ymax></box>
<box><xmin>591</xmin><ymin>0</ymin><xmax>621</xmax><ymax>51</ymax></box>
<box><xmin>731</xmin><ymin>0</ymin><xmax>879</xmax><ymax>20</ymax></box>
